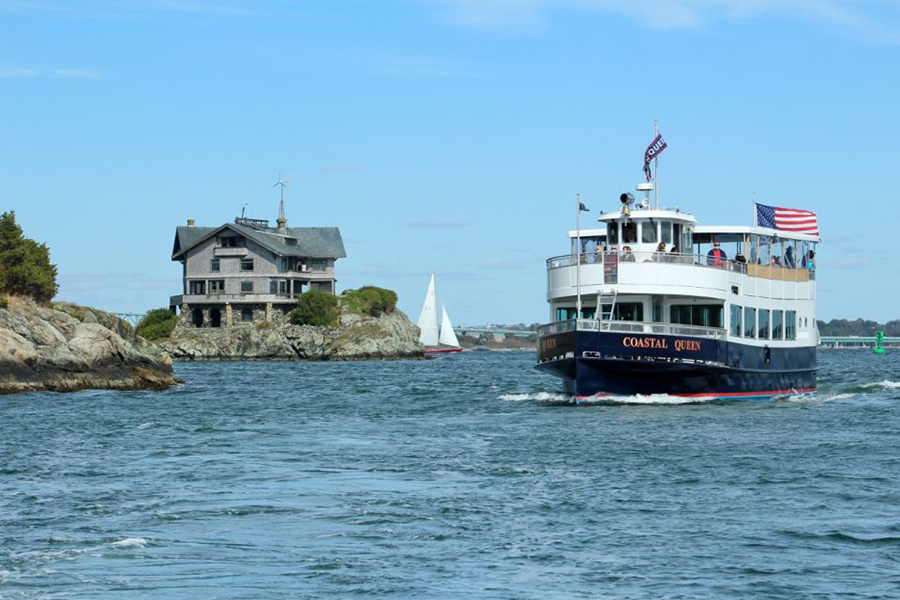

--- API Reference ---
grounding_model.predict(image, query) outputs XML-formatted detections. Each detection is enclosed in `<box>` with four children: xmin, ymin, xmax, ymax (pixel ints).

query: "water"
<box><xmin>2</xmin><ymin>350</ymin><xmax>899</xmax><ymax>599</ymax></box>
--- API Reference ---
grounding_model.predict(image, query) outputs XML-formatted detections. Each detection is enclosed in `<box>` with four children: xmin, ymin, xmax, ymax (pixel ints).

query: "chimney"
<box><xmin>187</xmin><ymin>219</ymin><xmax>195</xmax><ymax>227</ymax></box>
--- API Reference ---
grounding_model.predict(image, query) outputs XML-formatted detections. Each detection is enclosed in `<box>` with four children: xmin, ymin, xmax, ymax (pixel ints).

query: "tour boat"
<box><xmin>417</xmin><ymin>273</ymin><xmax>462</xmax><ymax>354</ymax></box>
<box><xmin>535</xmin><ymin>187</ymin><xmax>820</xmax><ymax>401</ymax></box>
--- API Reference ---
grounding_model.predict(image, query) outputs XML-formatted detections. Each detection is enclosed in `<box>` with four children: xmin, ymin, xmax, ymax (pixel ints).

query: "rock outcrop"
<box><xmin>159</xmin><ymin>310</ymin><xmax>424</xmax><ymax>360</ymax></box>
<box><xmin>0</xmin><ymin>299</ymin><xmax>179</xmax><ymax>395</ymax></box>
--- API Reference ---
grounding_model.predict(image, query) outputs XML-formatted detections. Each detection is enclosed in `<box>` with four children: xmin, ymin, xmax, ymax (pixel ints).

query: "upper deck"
<box><xmin>551</xmin><ymin>205</ymin><xmax>818</xmax><ymax>303</ymax></box>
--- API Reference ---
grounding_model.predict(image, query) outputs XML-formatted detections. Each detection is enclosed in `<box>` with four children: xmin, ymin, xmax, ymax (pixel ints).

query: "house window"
<box><xmin>744</xmin><ymin>308</ymin><xmax>757</xmax><ymax>339</ymax></box>
<box><xmin>280</xmin><ymin>258</ymin><xmax>287</xmax><ymax>272</ymax></box>
<box><xmin>240</xmin><ymin>259</ymin><xmax>254</xmax><ymax>271</ymax></box>
<box><xmin>772</xmin><ymin>310</ymin><xmax>784</xmax><ymax>340</ymax></box>
<box><xmin>311</xmin><ymin>259</ymin><xmax>327</xmax><ymax>272</ymax></box>
<box><xmin>286</xmin><ymin>238</ymin><xmax>297</xmax><ymax>246</ymax></box>
<box><xmin>217</xmin><ymin>236</ymin><xmax>244</xmax><ymax>248</ymax></box>
<box><xmin>758</xmin><ymin>309</ymin><xmax>770</xmax><ymax>339</ymax></box>
<box><xmin>279</xmin><ymin>281</ymin><xmax>289</xmax><ymax>294</ymax></box>
<box><xmin>241</xmin><ymin>308</ymin><xmax>253</xmax><ymax>322</ymax></box>
<box><xmin>730</xmin><ymin>305</ymin><xmax>742</xmax><ymax>337</ymax></box>
<box><xmin>241</xmin><ymin>281</ymin><xmax>253</xmax><ymax>293</ymax></box>
<box><xmin>210</xmin><ymin>258</ymin><xmax>220</xmax><ymax>272</ymax></box>
<box><xmin>189</xmin><ymin>280</ymin><xmax>206</xmax><ymax>295</ymax></box>
<box><xmin>270</xmin><ymin>281</ymin><xmax>277</xmax><ymax>294</ymax></box>
<box><xmin>209</xmin><ymin>279</ymin><xmax>225</xmax><ymax>294</ymax></box>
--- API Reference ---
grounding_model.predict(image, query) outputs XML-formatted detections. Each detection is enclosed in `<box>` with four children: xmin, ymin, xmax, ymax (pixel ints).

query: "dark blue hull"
<box><xmin>536</xmin><ymin>330</ymin><xmax>817</xmax><ymax>400</ymax></box>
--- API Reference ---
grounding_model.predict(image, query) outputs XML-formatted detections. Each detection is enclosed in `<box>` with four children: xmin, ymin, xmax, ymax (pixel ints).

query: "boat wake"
<box><xmin>861</xmin><ymin>380</ymin><xmax>900</xmax><ymax>390</ymax></box>
<box><xmin>498</xmin><ymin>392</ymin><xmax>704</xmax><ymax>405</ymax></box>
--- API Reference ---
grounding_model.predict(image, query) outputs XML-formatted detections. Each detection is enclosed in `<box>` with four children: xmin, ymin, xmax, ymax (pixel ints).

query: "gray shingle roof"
<box><xmin>172</xmin><ymin>223</ymin><xmax>346</xmax><ymax>260</ymax></box>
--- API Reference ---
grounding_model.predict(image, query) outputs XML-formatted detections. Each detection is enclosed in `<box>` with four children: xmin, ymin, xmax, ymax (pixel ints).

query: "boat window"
<box><xmin>730</xmin><ymin>305</ymin><xmax>742</xmax><ymax>337</ymax></box>
<box><xmin>758</xmin><ymin>309</ymin><xmax>770</xmax><ymax>339</ymax></box>
<box><xmin>744</xmin><ymin>308</ymin><xmax>757</xmax><ymax>339</ymax></box>
<box><xmin>670</xmin><ymin>304</ymin><xmax>723</xmax><ymax>328</ymax></box>
<box><xmin>758</xmin><ymin>237</ymin><xmax>770</xmax><ymax>266</ymax></box>
<box><xmin>641</xmin><ymin>221</ymin><xmax>657</xmax><ymax>243</ymax></box>
<box><xmin>681</xmin><ymin>227</ymin><xmax>692</xmax><ymax>254</ymax></box>
<box><xmin>622</xmin><ymin>222</ymin><xmax>637</xmax><ymax>244</ymax></box>
<box><xmin>661</xmin><ymin>221</ymin><xmax>673</xmax><ymax>245</ymax></box>
<box><xmin>772</xmin><ymin>310</ymin><xmax>784</xmax><ymax>340</ymax></box>
<box><xmin>600</xmin><ymin>302</ymin><xmax>643</xmax><ymax>321</ymax></box>
<box><xmin>785</xmin><ymin>311</ymin><xmax>797</xmax><ymax>337</ymax></box>
<box><xmin>607</xmin><ymin>223</ymin><xmax>619</xmax><ymax>246</ymax></box>
<box><xmin>580</xmin><ymin>307</ymin><xmax>596</xmax><ymax>319</ymax></box>
<box><xmin>556</xmin><ymin>307</ymin><xmax>577</xmax><ymax>321</ymax></box>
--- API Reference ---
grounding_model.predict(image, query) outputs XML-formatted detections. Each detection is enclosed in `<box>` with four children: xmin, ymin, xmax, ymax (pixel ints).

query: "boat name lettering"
<box><xmin>621</xmin><ymin>336</ymin><xmax>703</xmax><ymax>352</ymax></box>
<box><xmin>622</xmin><ymin>336</ymin><xmax>668</xmax><ymax>349</ymax></box>
<box><xmin>541</xmin><ymin>338</ymin><xmax>557</xmax><ymax>351</ymax></box>
<box><xmin>674</xmin><ymin>339</ymin><xmax>702</xmax><ymax>352</ymax></box>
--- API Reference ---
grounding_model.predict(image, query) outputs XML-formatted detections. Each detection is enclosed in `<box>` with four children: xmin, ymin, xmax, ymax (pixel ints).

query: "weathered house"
<box><xmin>170</xmin><ymin>213</ymin><xmax>345</xmax><ymax>327</ymax></box>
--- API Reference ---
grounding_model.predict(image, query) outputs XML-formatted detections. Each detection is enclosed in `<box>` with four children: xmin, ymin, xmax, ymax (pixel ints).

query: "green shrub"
<box><xmin>136</xmin><ymin>308</ymin><xmax>177</xmax><ymax>341</ymax></box>
<box><xmin>255</xmin><ymin>320</ymin><xmax>272</xmax><ymax>330</ymax></box>
<box><xmin>341</xmin><ymin>286</ymin><xmax>397</xmax><ymax>317</ymax></box>
<box><xmin>0</xmin><ymin>211</ymin><xmax>58</xmax><ymax>303</ymax></box>
<box><xmin>0</xmin><ymin>295</ymin><xmax>7</xmax><ymax>309</ymax></box>
<box><xmin>289</xmin><ymin>289</ymin><xmax>339</xmax><ymax>326</ymax></box>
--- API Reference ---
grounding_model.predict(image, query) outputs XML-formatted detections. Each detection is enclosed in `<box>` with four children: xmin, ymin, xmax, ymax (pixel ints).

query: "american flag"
<box><xmin>756</xmin><ymin>203</ymin><xmax>819</xmax><ymax>237</ymax></box>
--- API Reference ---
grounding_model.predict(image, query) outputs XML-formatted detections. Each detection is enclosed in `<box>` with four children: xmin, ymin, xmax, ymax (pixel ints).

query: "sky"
<box><xmin>2</xmin><ymin>0</ymin><xmax>899</xmax><ymax>325</ymax></box>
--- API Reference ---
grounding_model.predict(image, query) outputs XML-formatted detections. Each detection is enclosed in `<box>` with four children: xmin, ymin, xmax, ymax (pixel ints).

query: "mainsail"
<box><xmin>439</xmin><ymin>304</ymin><xmax>460</xmax><ymax>348</ymax></box>
<box><xmin>416</xmin><ymin>272</ymin><xmax>440</xmax><ymax>347</ymax></box>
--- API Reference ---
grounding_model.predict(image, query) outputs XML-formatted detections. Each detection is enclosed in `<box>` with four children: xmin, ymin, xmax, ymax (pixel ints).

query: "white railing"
<box><xmin>536</xmin><ymin>319</ymin><xmax>726</xmax><ymax>340</ymax></box>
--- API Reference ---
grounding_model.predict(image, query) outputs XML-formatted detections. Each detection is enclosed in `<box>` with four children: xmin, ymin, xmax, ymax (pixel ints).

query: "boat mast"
<box><xmin>575</xmin><ymin>193</ymin><xmax>582</xmax><ymax>320</ymax></box>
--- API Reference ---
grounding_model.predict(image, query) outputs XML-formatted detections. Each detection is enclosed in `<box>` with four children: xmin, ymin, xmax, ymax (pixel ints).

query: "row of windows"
<box><xmin>556</xmin><ymin>303</ymin><xmax>644</xmax><ymax>322</ymax></box>
<box><xmin>607</xmin><ymin>220</ymin><xmax>692</xmax><ymax>249</ymax></box>
<box><xmin>729</xmin><ymin>305</ymin><xmax>797</xmax><ymax>340</ymax></box>
<box><xmin>189</xmin><ymin>279</ymin><xmax>320</xmax><ymax>295</ymax></box>
<box><xmin>209</xmin><ymin>258</ymin><xmax>331</xmax><ymax>273</ymax></box>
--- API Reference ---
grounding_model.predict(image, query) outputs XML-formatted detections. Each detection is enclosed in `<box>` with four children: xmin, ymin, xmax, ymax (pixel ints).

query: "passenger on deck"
<box><xmin>706</xmin><ymin>241</ymin><xmax>727</xmax><ymax>268</ymax></box>
<box><xmin>785</xmin><ymin>245</ymin><xmax>796</xmax><ymax>268</ymax></box>
<box><xmin>621</xmin><ymin>246</ymin><xmax>636</xmax><ymax>262</ymax></box>
<box><xmin>667</xmin><ymin>245</ymin><xmax>679</xmax><ymax>263</ymax></box>
<box><xmin>653</xmin><ymin>242</ymin><xmax>667</xmax><ymax>262</ymax></box>
<box><xmin>807</xmin><ymin>250</ymin><xmax>816</xmax><ymax>272</ymax></box>
<box><xmin>772</xmin><ymin>255</ymin><xmax>783</xmax><ymax>267</ymax></box>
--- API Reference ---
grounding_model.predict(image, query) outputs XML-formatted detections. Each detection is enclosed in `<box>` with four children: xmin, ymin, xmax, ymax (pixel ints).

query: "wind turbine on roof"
<box><xmin>274</xmin><ymin>173</ymin><xmax>291</xmax><ymax>230</ymax></box>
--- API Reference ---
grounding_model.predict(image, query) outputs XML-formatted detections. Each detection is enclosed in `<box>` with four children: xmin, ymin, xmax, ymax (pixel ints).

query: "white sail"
<box><xmin>416</xmin><ymin>273</ymin><xmax>440</xmax><ymax>347</ymax></box>
<box><xmin>439</xmin><ymin>304</ymin><xmax>460</xmax><ymax>348</ymax></box>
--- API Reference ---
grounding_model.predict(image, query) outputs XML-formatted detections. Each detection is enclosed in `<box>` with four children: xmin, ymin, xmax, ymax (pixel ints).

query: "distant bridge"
<box><xmin>819</xmin><ymin>335</ymin><xmax>899</xmax><ymax>348</ymax></box>
<box><xmin>455</xmin><ymin>326</ymin><xmax>536</xmax><ymax>339</ymax></box>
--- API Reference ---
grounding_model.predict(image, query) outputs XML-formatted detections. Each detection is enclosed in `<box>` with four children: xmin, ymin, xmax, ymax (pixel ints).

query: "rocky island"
<box><xmin>159</xmin><ymin>308</ymin><xmax>423</xmax><ymax>360</ymax></box>
<box><xmin>0</xmin><ymin>298</ymin><xmax>179</xmax><ymax>395</ymax></box>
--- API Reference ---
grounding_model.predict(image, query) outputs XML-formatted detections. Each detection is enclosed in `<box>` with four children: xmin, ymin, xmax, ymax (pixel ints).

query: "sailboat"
<box><xmin>416</xmin><ymin>272</ymin><xmax>462</xmax><ymax>354</ymax></box>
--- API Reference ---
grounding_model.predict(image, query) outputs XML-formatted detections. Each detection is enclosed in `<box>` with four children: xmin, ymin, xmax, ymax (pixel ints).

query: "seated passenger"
<box><xmin>706</xmin><ymin>241</ymin><xmax>727</xmax><ymax>268</ymax></box>
<box><xmin>773</xmin><ymin>255</ymin><xmax>783</xmax><ymax>267</ymax></box>
<box><xmin>621</xmin><ymin>246</ymin><xmax>636</xmax><ymax>262</ymax></box>
<box><xmin>652</xmin><ymin>242</ymin><xmax>667</xmax><ymax>262</ymax></box>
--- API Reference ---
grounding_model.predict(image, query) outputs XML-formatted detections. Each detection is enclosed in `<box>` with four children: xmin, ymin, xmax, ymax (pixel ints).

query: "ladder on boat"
<box><xmin>596</xmin><ymin>288</ymin><xmax>618</xmax><ymax>331</ymax></box>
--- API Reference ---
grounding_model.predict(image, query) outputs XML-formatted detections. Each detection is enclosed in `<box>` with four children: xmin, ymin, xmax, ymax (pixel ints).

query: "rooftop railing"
<box><xmin>546</xmin><ymin>251</ymin><xmax>814</xmax><ymax>281</ymax></box>
<box><xmin>536</xmin><ymin>319</ymin><xmax>726</xmax><ymax>341</ymax></box>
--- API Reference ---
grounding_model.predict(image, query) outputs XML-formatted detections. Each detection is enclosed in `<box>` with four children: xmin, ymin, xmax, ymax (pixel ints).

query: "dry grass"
<box><xmin>0</xmin><ymin>294</ymin><xmax>34</xmax><ymax>311</ymax></box>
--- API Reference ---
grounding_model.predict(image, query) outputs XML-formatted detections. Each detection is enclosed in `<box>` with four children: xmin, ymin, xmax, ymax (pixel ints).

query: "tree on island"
<box><xmin>0</xmin><ymin>211</ymin><xmax>58</xmax><ymax>303</ymax></box>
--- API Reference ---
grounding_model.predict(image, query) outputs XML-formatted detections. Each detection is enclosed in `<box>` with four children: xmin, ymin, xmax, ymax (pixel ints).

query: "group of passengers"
<box><xmin>584</xmin><ymin>241</ymin><xmax>816</xmax><ymax>272</ymax></box>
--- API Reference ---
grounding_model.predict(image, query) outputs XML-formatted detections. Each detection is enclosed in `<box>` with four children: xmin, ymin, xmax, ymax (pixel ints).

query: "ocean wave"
<box><xmin>498</xmin><ymin>392</ymin><xmax>570</xmax><ymax>402</ymax></box>
<box><xmin>861</xmin><ymin>380</ymin><xmax>900</xmax><ymax>390</ymax></box>
<box><xmin>110</xmin><ymin>537</ymin><xmax>148</xmax><ymax>548</ymax></box>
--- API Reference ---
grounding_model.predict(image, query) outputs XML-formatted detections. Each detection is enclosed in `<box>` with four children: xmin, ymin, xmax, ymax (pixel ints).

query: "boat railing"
<box><xmin>546</xmin><ymin>251</ymin><xmax>814</xmax><ymax>280</ymax></box>
<box><xmin>536</xmin><ymin>319</ymin><xmax>726</xmax><ymax>340</ymax></box>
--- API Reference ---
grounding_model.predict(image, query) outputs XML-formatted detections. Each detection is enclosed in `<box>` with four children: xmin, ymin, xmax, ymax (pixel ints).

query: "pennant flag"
<box><xmin>756</xmin><ymin>203</ymin><xmax>819</xmax><ymax>237</ymax></box>
<box><xmin>643</xmin><ymin>133</ymin><xmax>667</xmax><ymax>181</ymax></box>
<box><xmin>579</xmin><ymin>202</ymin><xmax>590</xmax><ymax>211</ymax></box>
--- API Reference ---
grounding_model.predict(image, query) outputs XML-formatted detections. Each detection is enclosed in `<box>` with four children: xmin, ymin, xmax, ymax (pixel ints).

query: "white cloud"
<box><xmin>0</xmin><ymin>67</ymin><xmax>40</xmax><ymax>78</ymax></box>
<box><xmin>53</xmin><ymin>68</ymin><xmax>103</xmax><ymax>80</ymax></box>
<box><xmin>430</xmin><ymin>0</ymin><xmax>900</xmax><ymax>42</ymax></box>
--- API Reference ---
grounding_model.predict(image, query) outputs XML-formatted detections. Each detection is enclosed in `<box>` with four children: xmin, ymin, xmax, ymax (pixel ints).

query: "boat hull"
<box><xmin>425</xmin><ymin>348</ymin><xmax>463</xmax><ymax>354</ymax></box>
<box><xmin>536</xmin><ymin>330</ymin><xmax>816</xmax><ymax>400</ymax></box>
